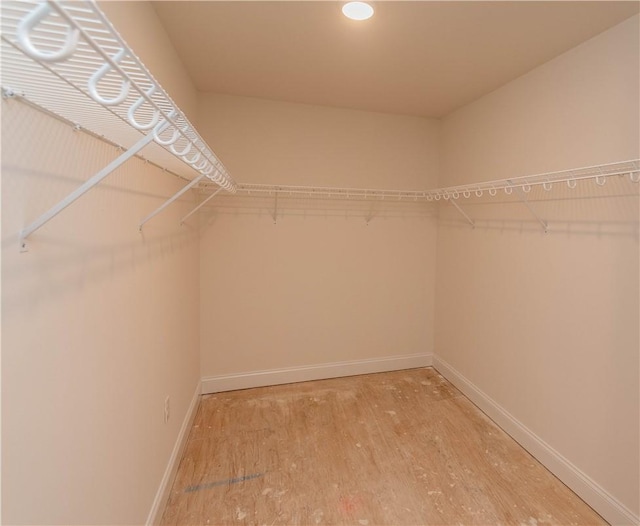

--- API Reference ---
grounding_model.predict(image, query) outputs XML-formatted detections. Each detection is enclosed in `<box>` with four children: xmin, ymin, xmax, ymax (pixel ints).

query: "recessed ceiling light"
<box><xmin>342</xmin><ymin>2</ymin><xmax>374</xmax><ymax>21</ymax></box>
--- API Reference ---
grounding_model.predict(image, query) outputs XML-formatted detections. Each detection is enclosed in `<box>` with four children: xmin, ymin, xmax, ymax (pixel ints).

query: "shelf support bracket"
<box><xmin>365</xmin><ymin>207</ymin><xmax>377</xmax><ymax>225</ymax></box>
<box><xmin>139</xmin><ymin>174</ymin><xmax>206</xmax><ymax>231</ymax></box>
<box><xmin>508</xmin><ymin>180</ymin><xmax>548</xmax><ymax>233</ymax></box>
<box><xmin>180</xmin><ymin>187</ymin><xmax>223</xmax><ymax>225</ymax></box>
<box><xmin>272</xmin><ymin>190</ymin><xmax>279</xmax><ymax>224</ymax></box>
<box><xmin>449</xmin><ymin>199</ymin><xmax>475</xmax><ymax>228</ymax></box>
<box><xmin>19</xmin><ymin>127</ymin><xmax>163</xmax><ymax>251</ymax></box>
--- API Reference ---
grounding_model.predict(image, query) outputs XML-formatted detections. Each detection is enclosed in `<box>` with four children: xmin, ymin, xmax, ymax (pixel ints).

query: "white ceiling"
<box><xmin>152</xmin><ymin>1</ymin><xmax>639</xmax><ymax>118</ymax></box>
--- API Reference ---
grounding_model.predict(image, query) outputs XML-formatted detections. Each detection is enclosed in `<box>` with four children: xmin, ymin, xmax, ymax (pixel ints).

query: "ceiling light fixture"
<box><xmin>342</xmin><ymin>2</ymin><xmax>374</xmax><ymax>21</ymax></box>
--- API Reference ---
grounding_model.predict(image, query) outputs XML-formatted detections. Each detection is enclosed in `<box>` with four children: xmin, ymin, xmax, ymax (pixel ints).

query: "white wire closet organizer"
<box><xmin>2</xmin><ymin>1</ymin><xmax>638</xmax><ymax>243</ymax></box>
<box><xmin>196</xmin><ymin>159</ymin><xmax>640</xmax><ymax>231</ymax></box>
<box><xmin>1</xmin><ymin>0</ymin><xmax>236</xmax><ymax>250</ymax></box>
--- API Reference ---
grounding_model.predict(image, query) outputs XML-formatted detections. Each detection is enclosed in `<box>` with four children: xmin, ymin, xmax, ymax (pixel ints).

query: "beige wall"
<box><xmin>197</xmin><ymin>93</ymin><xmax>440</xmax><ymax>188</ymax></box>
<box><xmin>436</xmin><ymin>14</ymin><xmax>639</xmax><ymax>519</ymax></box>
<box><xmin>197</xmin><ymin>94</ymin><xmax>439</xmax><ymax>378</ymax></box>
<box><xmin>2</xmin><ymin>3</ymin><xmax>201</xmax><ymax>524</ymax></box>
<box><xmin>1</xmin><ymin>98</ymin><xmax>200</xmax><ymax>526</ymax></box>
<box><xmin>99</xmin><ymin>1</ymin><xmax>198</xmax><ymax>121</ymax></box>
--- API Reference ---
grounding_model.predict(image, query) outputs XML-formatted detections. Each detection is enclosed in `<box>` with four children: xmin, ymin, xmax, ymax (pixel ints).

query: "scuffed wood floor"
<box><xmin>161</xmin><ymin>368</ymin><xmax>606</xmax><ymax>525</ymax></box>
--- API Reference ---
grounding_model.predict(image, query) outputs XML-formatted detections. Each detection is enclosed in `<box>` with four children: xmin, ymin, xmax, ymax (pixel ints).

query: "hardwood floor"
<box><xmin>161</xmin><ymin>367</ymin><xmax>606</xmax><ymax>525</ymax></box>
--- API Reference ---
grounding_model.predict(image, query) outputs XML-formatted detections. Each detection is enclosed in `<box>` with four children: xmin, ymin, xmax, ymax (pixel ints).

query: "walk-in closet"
<box><xmin>1</xmin><ymin>1</ymin><xmax>638</xmax><ymax>525</ymax></box>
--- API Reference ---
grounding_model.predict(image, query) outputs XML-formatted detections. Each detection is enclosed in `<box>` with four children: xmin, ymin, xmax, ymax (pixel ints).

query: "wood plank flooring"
<box><xmin>161</xmin><ymin>368</ymin><xmax>606</xmax><ymax>525</ymax></box>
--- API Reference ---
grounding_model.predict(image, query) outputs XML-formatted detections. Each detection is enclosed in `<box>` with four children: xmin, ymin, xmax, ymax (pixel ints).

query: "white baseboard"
<box><xmin>433</xmin><ymin>354</ymin><xmax>639</xmax><ymax>526</ymax></box>
<box><xmin>146</xmin><ymin>382</ymin><xmax>201</xmax><ymax>526</ymax></box>
<box><xmin>201</xmin><ymin>353</ymin><xmax>433</xmax><ymax>394</ymax></box>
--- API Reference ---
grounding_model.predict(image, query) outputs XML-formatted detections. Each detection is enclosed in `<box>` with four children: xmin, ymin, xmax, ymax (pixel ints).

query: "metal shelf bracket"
<box><xmin>272</xmin><ymin>190</ymin><xmax>279</xmax><ymax>224</ymax></box>
<box><xmin>139</xmin><ymin>174</ymin><xmax>206</xmax><ymax>231</ymax></box>
<box><xmin>180</xmin><ymin>187</ymin><xmax>223</xmax><ymax>225</ymax></box>
<box><xmin>507</xmin><ymin>180</ymin><xmax>549</xmax><ymax>233</ymax></box>
<box><xmin>449</xmin><ymin>199</ymin><xmax>475</xmax><ymax>228</ymax></box>
<box><xmin>19</xmin><ymin>124</ymin><xmax>165</xmax><ymax>251</ymax></box>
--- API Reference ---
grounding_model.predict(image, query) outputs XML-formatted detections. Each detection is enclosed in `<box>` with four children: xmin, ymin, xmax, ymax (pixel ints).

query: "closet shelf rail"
<box><xmin>193</xmin><ymin>159</ymin><xmax>639</xmax><ymax>232</ymax></box>
<box><xmin>430</xmin><ymin>159</ymin><xmax>639</xmax><ymax>200</ymax></box>
<box><xmin>198</xmin><ymin>159</ymin><xmax>639</xmax><ymax>202</ymax></box>
<box><xmin>231</xmin><ymin>183</ymin><xmax>437</xmax><ymax>202</ymax></box>
<box><xmin>431</xmin><ymin>159</ymin><xmax>639</xmax><ymax>233</ymax></box>
<box><xmin>1</xmin><ymin>0</ymin><xmax>236</xmax><ymax>248</ymax></box>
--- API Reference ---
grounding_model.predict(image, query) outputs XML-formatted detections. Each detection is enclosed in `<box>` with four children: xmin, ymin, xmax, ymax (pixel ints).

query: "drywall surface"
<box><xmin>198</xmin><ymin>94</ymin><xmax>439</xmax><ymax>379</ymax></box>
<box><xmin>98</xmin><ymin>1</ymin><xmax>198</xmax><ymax>121</ymax></box>
<box><xmin>1</xmin><ymin>100</ymin><xmax>200</xmax><ymax>523</ymax></box>
<box><xmin>197</xmin><ymin>93</ymin><xmax>440</xmax><ymax>188</ymax></box>
<box><xmin>436</xmin><ymin>15</ymin><xmax>639</xmax><ymax>520</ymax></box>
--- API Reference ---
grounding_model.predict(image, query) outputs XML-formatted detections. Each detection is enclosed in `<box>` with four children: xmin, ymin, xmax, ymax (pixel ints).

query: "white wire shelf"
<box><xmin>1</xmin><ymin>0</ymin><xmax>236</xmax><ymax>246</ymax></box>
<box><xmin>2</xmin><ymin>0</ymin><xmax>637</xmax><ymax>239</ymax></box>
<box><xmin>232</xmin><ymin>183</ymin><xmax>435</xmax><ymax>201</ymax></box>
<box><xmin>1</xmin><ymin>0</ymin><xmax>235</xmax><ymax>190</ymax></box>
<box><xmin>4</xmin><ymin>89</ymin><xmax>191</xmax><ymax>182</ymax></box>
<box><xmin>196</xmin><ymin>160</ymin><xmax>639</xmax><ymax>231</ymax></box>
<box><xmin>430</xmin><ymin>159</ymin><xmax>640</xmax><ymax>200</ymax></box>
<box><xmin>198</xmin><ymin>159</ymin><xmax>639</xmax><ymax>202</ymax></box>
